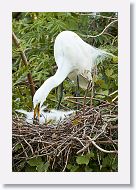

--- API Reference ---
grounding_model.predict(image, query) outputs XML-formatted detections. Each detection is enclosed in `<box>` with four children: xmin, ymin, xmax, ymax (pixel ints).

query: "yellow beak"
<box><xmin>34</xmin><ymin>103</ymin><xmax>40</xmax><ymax>121</ymax></box>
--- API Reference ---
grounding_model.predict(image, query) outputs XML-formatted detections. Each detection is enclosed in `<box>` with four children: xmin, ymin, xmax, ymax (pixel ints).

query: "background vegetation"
<box><xmin>12</xmin><ymin>12</ymin><xmax>118</xmax><ymax>172</ymax></box>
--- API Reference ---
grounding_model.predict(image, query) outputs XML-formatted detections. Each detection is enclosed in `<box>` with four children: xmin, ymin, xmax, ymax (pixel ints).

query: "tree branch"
<box><xmin>87</xmin><ymin>136</ymin><xmax>117</xmax><ymax>154</ymax></box>
<box><xmin>12</xmin><ymin>32</ymin><xmax>35</xmax><ymax>98</ymax></box>
<box><xmin>83</xmin><ymin>20</ymin><xmax>118</xmax><ymax>38</ymax></box>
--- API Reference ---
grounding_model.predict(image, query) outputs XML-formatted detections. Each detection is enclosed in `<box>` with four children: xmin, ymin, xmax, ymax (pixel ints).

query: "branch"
<box><xmin>87</xmin><ymin>136</ymin><xmax>117</xmax><ymax>154</ymax></box>
<box><xmin>84</xmin><ymin>20</ymin><xmax>118</xmax><ymax>38</ymax></box>
<box><xmin>12</xmin><ymin>32</ymin><xmax>35</xmax><ymax>98</ymax></box>
<box><xmin>83</xmin><ymin>80</ymin><xmax>92</xmax><ymax>115</ymax></box>
<box><xmin>79</xmin><ymin>13</ymin><xmax>117</xmax><ymax>20</ymax></box>
<box><xmin>77</xmin><ymin>135</ymin><xmax>118</xmax><ymax>155</ymax></box>
<box><xmin>62</xmin><ymin>147</ymin><xmax>71</xmax><ymax>172</ymax></box>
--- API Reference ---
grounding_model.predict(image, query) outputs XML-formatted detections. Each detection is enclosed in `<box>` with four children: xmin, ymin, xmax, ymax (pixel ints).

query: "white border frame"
<box><xmin>0</xmin><ymin>0</ymin><xmax>130</xmax><ymax>184</ymax></box>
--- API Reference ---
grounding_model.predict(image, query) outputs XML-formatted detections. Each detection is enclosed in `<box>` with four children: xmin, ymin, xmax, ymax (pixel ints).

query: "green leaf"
<box><xmin>76</xmin><ymin>155</ymin><xmax>90</xmax><ymax>165</ymax></box>
<box><xmin>102</xmin><ymin>90</ymin><xmax>109</xmax><ymax>96</ymax></box>
<box><xmin>25</xmin><ymin>166</ymin><xmax>36</xmax><ymax>172</ymax></box>
<box><xmin>67</xmin><ymin>164</ymin><xmax>73</xmax><ymax>170</ymax></box>
<box><xmin>95</xmin><ymin>79</ymin><xmax>105</xmax><ymax>86</ymax></box>
<box><xmin>72</xmin><ymin>118</ymin><xmax>80</xmax><ymax>125</ymax></box>
<box><xmin>112</xmin><ymin>56</ymin><xmax>118</xmax><ymax>63</ymax></box>
<box><xmin>105</xmin><ymin>69</ymin><xmax>113</xmax><ymax>77</ymax></box>
<box><xmin>102</xmin><ymin>156</ymin><xmax>112</xmax><ymax>168</ymax></box>
<box><xmin>14</xmin><ymin>143</ymin><xmax>22</xmax><ymax>151</ymax></box>
<box><xmin>28</xmin><ymin>157</ymin><xmax>43</xmax><ymax>167</ymax></box>
<box><xmin>96</xmin><ymin>90</ymin><xmax>109</xmax><ymax>99</ymax></box>
<box><xmin>36</xmin><ymin>162</ymin><xmax>50</xmax><ymax>172</ymax></box>
<box><xmin>86</xmin><ymin>152</ymin><xmax>95</xmax><ymax>159</ymax></box>
<box><xmin>85</xmin><ymin>165</ymin><xmax>93</xmax><ymax>172</ymax></box>
<box><xmin>18</xmin><ymin>161</ymin><xmax>26</xmax><ymax>171</ymax></box>
<box><xmin>67</xmin><ymin>164</ymin><xmax>79</xmax><ymax>172</ymax></box>
<box><xmin>112</xmin><ymin>162</ymin><xmax>118</xmax><ymax>171</ymax></box>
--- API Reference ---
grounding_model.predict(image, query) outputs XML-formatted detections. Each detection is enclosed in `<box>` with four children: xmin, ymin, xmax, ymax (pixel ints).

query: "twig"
<box><xmin>112</xmin><ymin>36</ymin><xmax>118</xmax><ymax>45</ymax></box>
<box><xmin>23</xmin><ymin>138</ymin><xmax>34</xmax><ymax>155</ymax></box>
<box><xmin>71</xmin><ymin>137</ymin><xmax>85</xmax><ymax>147</ymax></box>
<box><xmin>92</xmin><ymin>123</ymin><xmax>107</xmax><ymax>141</ymax></box>
<box><xmin>65</xmin><ymin>96</ymin><xmax>91</xmax><ymax>99</ymax></box>
<box><xmin>62</xmin><ymin>147</ymin><xmax>71</xmax><ymax>172</ymax></box>
<box><xmin>87</xmin><ymin>136</ymin><xmax>117</xmax><ymax>154</ymax></box>
<box><xmin>65</xmin><ymin>96</ymin><xmax>108</xmax><ymax>104</ymax></box>
<box><xmin>12</xmin><ymin>101</ymin><xmax>118</xmax><ymax>171</ymax></box>
<box><xmin>57</xmin><ymin>142</ymin><xmax>71</xmax><ymax>157</ymax></box>
<box><xmin>96</xmin><ymin>140</ymin><xmax>118</xmax><ymax>145</ymax></box>
<box><xmin>65</xmin><ymin>99</ymin><xmax>84</xmax><ymax>106</ymax></box>
<box><xmin>91</xmin><ymin>112</ymin><xmax>100</xmax><ymax>133</ymax></box>
<box><xmin>78</xmin><ymin>13</ymin><xmax>117</xmax><ymax>20</ymax></box>
<box><xmin>77</xmin><ymin>143</ymin><xmax>90</xmax><ymax>154</ymax></box>
<box><xmin>19</xmin><ymin>141</ymin><xmax>28</xmax><ymax>158</ymax></box>
<box><xmin>86</xmin><ymin>20</ymin><xmax>118</xmax><ymax>38</ymax></box>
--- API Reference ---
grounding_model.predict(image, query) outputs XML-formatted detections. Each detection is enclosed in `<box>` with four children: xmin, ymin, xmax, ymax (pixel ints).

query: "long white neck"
<box><xmin>39</xmin><ymin>65</ymin><xmax>72</xmax><ymax>106</ymax></box>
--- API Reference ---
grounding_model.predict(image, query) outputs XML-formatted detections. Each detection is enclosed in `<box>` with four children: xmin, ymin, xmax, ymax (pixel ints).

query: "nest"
<box><xmin>12</xmin><ymin>101</ymin><xmax>118</xmax><ymax>172</ymax></box>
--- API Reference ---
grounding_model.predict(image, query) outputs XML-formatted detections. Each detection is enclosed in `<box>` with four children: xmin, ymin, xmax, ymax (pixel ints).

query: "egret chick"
<box><xmin>16</xmin><ymin>107</ymin><xmax>74</xmax><ymax>125</ymax></box>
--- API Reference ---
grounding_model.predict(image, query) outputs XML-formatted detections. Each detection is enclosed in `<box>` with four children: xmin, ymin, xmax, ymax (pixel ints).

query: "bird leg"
<box><xmin>57</xmin><ymin>82</ymin><xmax>63</xmax><ymax>110</ymax></box>
<box><xmin>76</xmin><ymin>75</ymin><xmax>80</xmax><ymax>110</ymax></box>
<box><xmin>90</xmin><ymin>68</ymin><xmax>96</xmax><ymax>107</ymax></box>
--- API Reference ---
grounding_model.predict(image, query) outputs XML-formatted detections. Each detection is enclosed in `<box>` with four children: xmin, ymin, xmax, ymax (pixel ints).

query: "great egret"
<box><xmin>33</xmin><ymin>30</ymin><xmax>112</xmax><ymax>119</ymax></box>
<box><xmin>16</xmin><ymin>106</ymin><xmax>74</xmax><ymax>125</ymax></box>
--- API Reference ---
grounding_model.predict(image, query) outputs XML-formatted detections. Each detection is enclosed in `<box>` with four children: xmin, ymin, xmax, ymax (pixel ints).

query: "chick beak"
<box><xmin>34</xmin><ymin>103</ymin><xmax>40</xmax><ymax>121</ymax></box>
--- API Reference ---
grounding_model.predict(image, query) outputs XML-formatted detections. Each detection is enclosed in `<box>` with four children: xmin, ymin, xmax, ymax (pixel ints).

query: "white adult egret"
<box><xmin>33</xmin><ymin>31</ymin><xmax>112</xmax><ymax>119</ymax></box>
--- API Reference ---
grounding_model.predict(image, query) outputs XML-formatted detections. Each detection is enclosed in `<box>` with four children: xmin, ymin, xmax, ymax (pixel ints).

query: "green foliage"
<box><xmin>12</xmin><ymin>12</ymin><xmax>118</xmax><ymax>172</ymax></box>
<box><xmin>12</xmin><ymin>12</ymin><xmax>118</xmax><ymax>111</ymax></box>
<box><xmin>66</xmin><ymin>152</ymin><xmax>117</xmax><ymax>172</ymax></box>
<box><xmin>12</xmin><ymin>150</ymin><xmax>117</xmax><ymax>172</ymax></box>
<box><xmin>26</xmin><ymin>157</ymin><xmax>49</xmax><ymax>172</ymax></box>
<box><xmin>14</xmin><ymin>143</ymin><xmax>22</xmax><ymax>152</ymax></box>
<box><xmin>76</xmin><ymin>152</ymin><xmax>94</xmax><ymax>165</ymax></box>
<box><xmin>101</xmin><ymin>154</ymin><xmax>118</xmax><ymax>171</ymax></box>
<box><xmin>27</xmin><ymin>157</ymin><xmax>43</xmax><ymax>166</ymax></box>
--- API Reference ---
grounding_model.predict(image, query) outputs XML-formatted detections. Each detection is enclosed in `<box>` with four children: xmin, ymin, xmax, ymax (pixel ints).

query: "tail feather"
<box><xmin>95</xmin><ymin>49</ymin><xmax>116</xmax><ymax>65</ymax></box>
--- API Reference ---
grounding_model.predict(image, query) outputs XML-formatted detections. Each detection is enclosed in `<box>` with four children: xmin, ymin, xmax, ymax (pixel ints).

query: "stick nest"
<box><xmin>12</xmin><ymin>101</ymin><xmax>118</xmax><ymax>171</ymax></box>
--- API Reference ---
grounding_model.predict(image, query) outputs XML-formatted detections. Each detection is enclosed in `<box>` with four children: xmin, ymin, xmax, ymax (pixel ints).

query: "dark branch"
<box><xmin>12</xmin><ymin>32</ymin><xmax>36</xmax><ymax>99</ymax></box>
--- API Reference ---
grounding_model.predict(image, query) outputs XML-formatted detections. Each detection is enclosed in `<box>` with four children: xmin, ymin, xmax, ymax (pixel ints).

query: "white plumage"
<box><xmin>33</xmin><ymin>31</ymin><xmax>111</xmax><ymax>116</ymax></box>
<box><xmin>16</xmin><ymin>107</ymin><xmax>74</xmax><ymax>125</ymax></box>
